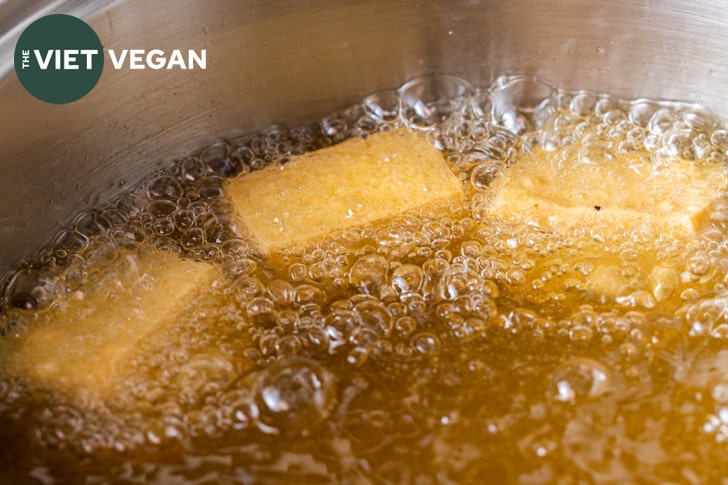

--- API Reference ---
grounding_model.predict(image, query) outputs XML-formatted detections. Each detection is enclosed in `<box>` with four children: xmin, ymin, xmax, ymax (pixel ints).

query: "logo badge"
<box><xmin>14</xmin><ymin>14</ymin><xmax>104</xmax><ymax>104</ymax></box>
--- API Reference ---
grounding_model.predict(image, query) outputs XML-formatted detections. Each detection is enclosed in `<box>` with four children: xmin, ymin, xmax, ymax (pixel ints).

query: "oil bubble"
<box><xmin>570</xmin><ymin>92</ymin><xmax>598</xmax><ymax>117</ymax></box>
<box><xmin>470</xmin><ymin>161</ymin><xmax>503</xmax><ymax>189</ymax></box>
<box><xmin>647</xmin><ymin>108</ymin><xmax>676</xmax><ymax>136</ymax></box>
<box><xmin>179</xmin><ymin>157</ymin><xmax>208</xmax><ymax>181</ymax></box>
<box><xmin>491</xmin><ymin>75</ymin><xmax>555</xmax><ymax>133</ymax></box>
<box><xmin>200</xmin><ymin>142</ymin><xmax>240</xmax><ymax>177</ymax></box>
<box><xmin>268</xmin><ymin>279</ymin><xmax>294</xmax><ymax>305</ymax></box>
<box><xmin>551</xmin><ymin>357</ymin><xmax>610</xmax><ymax>404</ymax></box>
<box><xmin>254</xmin><ymin>357</ymin><xmax>336</xmax><ymax>435</ymax></box>
<box><xmin>363</xmin><ymin>90</ymin><xmax>400</xmax><ymax>123</ymax></box>
<box><xmin>181</xmin><ymin>227</ymin><xmax>205</xmax><ymax>250</ymax></box>
<box><xmin>390</xmin><ymin>264</ymin><xmax>424</xmax><ymax>295</ymax></box>
<box><xmin>346</xmin><ymin>346</ymin><xmax>369</xmax><ymax>366</ymax></box>
<box><xmin>246</xmin><ymin>297</ymin><xmax>276</xmax><ymax>326</ymax></box>
<box><xmin>677</xmin><ymin>292</ymin><xmax>728</xmax><ymax>337</ymax></box>
<box><xmin>349</xmin><ymin>254</ymin><xmax>389</xmax><ymax>295</ymax></box>
<box><xmin>411</xmin><ymin>332</ymin><xmax>441</xmax><ymax>357</ymax></box>
<box><xmin>4</xmin><ymin>269</ymin><xmax>58</xmax><ymax>310</ymax></box>
<box><xmin>354</xmin><ymin>300</ymin><xmax>393</xmax><ymax>337</ymax></box>
<box><xmin>437</xmin><ymin>264</ymin><xmax>479</xmax><ymax>300</ymax></box>
<box><xmin>399</xmin><ymin>74</ymin><xmax>471</xmax><ymax>130</ymax></box>
<box><xmin>294</xmin><ymin>284</ymin><xmax>324</xmax><ymax>306</ymax></box>
<box><xmin>148</xmin><ymin>176</ymin><xmax>183</xmax><ymax>199</ymax></box>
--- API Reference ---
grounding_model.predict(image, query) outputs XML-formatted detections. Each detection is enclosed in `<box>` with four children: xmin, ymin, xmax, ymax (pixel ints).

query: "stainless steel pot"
<box><xmin>1</xmin><ymin>0</ymin><xmax>727</xmax><ymax>272</ymax></box>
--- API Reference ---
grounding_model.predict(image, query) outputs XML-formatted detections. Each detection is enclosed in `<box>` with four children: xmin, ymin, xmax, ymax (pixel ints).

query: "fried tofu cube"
<box><xmin>490</xmin><ymin>148</ymin><xmax>727</xmax><ymax>234</ymax></box>
<box><xmin>4</xmin><ymin>251</ymin><xmax>220</xmax><ymax>399</ymax></box>
<box><xmin>494</xmin><ymin>146</ymin><xmax>727</xmax><ymax>305</ymax></box>
<box><xmin>227</xmin><ymin>129</ymin><xmax>464</xmax><ymax>255</ymax></box>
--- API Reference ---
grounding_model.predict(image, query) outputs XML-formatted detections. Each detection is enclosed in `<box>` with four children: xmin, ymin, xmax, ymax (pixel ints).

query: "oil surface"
<box><xmin>2</xmin><ymin>75</ymin><xmax>728</xmax><ymax>483</ymax></box>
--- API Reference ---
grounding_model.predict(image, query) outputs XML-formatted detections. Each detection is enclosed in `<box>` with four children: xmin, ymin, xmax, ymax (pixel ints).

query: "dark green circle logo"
<box><xmin>14</xmin><ymin>14</ymin><xmax>104</xmax><ymax>104</ymax></box>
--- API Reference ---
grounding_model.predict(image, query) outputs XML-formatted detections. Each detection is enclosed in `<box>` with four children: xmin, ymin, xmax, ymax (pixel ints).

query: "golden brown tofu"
<box><xmin>490</xmin><ymin>148</ymin><xmax>727</xmax><ymax>234</ymax></box>
<box><xmin>492</xmin><ymin>146</ymin><xmax>726</xmax><ymax>305</ymax></box>
<box><xmin>4</xmin><ymin>251</ymin><xmax>220</xmax><ymax>399</ymax></box>
<box><xmin>228</xmin><ymin>129</ymin><xmax>464</xmax><ymax>255</ymax></box>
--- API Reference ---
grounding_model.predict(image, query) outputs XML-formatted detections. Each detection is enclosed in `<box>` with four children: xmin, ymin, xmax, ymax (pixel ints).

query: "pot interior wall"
<box><xmin>1</xmin><ymin>0</ymin><xmax>727</xmax><ymax>272</ymax></box>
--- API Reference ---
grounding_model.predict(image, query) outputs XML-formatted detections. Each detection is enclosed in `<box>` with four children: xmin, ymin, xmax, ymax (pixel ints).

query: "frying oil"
<box><xmin>2</xmin><ymin>75</ymin><xmax>728</xmax><ymax>483</ymax></box>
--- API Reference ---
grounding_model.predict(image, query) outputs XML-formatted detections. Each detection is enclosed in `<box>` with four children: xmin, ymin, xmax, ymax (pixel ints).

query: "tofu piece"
<box><xmin>4</xmin><ymin>251</ymin><xmax>220</xmax><ymax>399</ymax></box>
<box><xmin>228</xmin><ymin>129</ymin><xmax>464</xmax><ymax>255</ymax></box>
<box><xmin>493</xmin><ymin>146</ymin><xmax>725</xmax><ymax>306</ymax></box>
<box><xmin>490</xmin><ymin>148</ymin><xmax>727</xmax><ymax>234</ymax></box>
